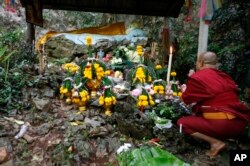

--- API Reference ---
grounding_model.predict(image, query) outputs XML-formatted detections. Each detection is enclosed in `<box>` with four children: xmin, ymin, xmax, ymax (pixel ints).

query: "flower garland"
<box><xmin>82</xmin><ymin>61</ymin><xmax>105</xmax><ymax>80</ymax></box>
<box><xmin>137</xmin><ymin>88</ymin><xmax>155</xmax><ymax>111</ymax></box>
<box><xmin>153</xmin><ymin>79</ymin><xmax>165</xmax><ymax>95</ymax></box>
<box><xmin>98</xmin><ymin>86</ymin><xmax>117</xmax><ymax>116</ymax></box>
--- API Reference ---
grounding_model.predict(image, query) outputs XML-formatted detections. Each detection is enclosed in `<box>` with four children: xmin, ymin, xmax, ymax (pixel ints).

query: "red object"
<box><xmin>11</xmin><ymin>7</ymin><xmax>15</xmax><ymax>13</ymax></box>
<box><xmin>177</xmin><ymin>116</ymin><xmax>248</xmax><ymax>139</ymax></box>
<box><xmin>149</xmin><ymin>138</ymin><xmax>160</xmax><ymax>143</ymax></box>
<box><xmin>185</xmin><ymin>16</ymin><xmax>191</xmax><ymax>22</ymax></box>
<box><xmin>177</xmin><ymin>68</ymin><xmax>250</xmax><ymax>138</ymax></box>
<box><xmin>204</xmin><ymin>20</ymin><xmax>211</xmax><ymax>25</ymax></box>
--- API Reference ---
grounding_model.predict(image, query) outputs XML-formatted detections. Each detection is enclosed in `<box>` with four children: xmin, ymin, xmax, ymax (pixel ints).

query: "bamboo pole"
<box><xmin>197</xmin><ymin>18</ymin><xmax>209</xmax><ymax>56</ymax></box>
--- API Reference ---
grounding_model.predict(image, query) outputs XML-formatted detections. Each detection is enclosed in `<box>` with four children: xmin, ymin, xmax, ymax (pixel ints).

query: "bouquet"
<box><xmin>59</xmin><ymin>63</ymin><xmax>80</xmax><ymax>103</ymax></box>
<box><xmin>98</xmin><ymin>86</ymin><xmax>117</xmax><ymax>116</ymax></box>
<box><xmin>137</xmin><ymin>88</ymin><xmax>155</xmax><ymax>111</ymax></box>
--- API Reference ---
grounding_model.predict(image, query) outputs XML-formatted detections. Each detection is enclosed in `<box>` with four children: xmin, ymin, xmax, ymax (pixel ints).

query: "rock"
<box><xmin>75</xmin><ymin>140</ymin><xmax>91</xmax><ymax>158</ymax></box>
<box><xmin>23</xmin><ymin>134</ymin><xmax>36</xmax><ymax>143</ymax></box>
<box><xmin>69</xmin><ymin>114</ymin><xmax>84</xmax><ymax>122</ymax></box>
<box><xmin>95</xmin><ymin>141</ymin><xmax>108</xmax><ymax>158</ymax></box>
<box><xmin>0</xmin><ymin>147</ymin><xmax>8</xmax><ymax>164</ymax></box>
<box><xmin>42</xmin><ymin>86</ymin><xmax>55</xmax><ymax>98</ymax></box>
<box><xmin>154</xmin><ymin>126</ymin><xmax>191</xmax><ymax>154</ymax></box>
<box><xmin>45</xmin><ymin>36</ymin><xmax>88</xmax><ymax>63</ymax></box>
<box><xmin>35</xmin><ymin>123</ymin><xmax>52</xmax><ymax>135</ymax></box>
<box><xmin>106</xmin><ymin>137</ymin><xmax>121</xmax><ymax>154</ymax></box>
<box><xmin>0</xmin><ymin>138</ymin><xmax>12</xmax><ymax>153</ymax></box>
<box><xmin>84</xmin><ymin>117</ymin><xmax>103</xmax><ymax>128</ymax></box>
<box><xmin>113</xmin><ymin>102</ymin><xmax>154</xmax><ymax>139</ymax></box>
<box><xmin>89</xmin><ymin>126</ymin><xmax>109</xmax><ymax>138</ymax></box>
<box><xmin>0</xmin><ymin>159</ymin><xmax>13</xmax><ymax>166</ymax></box>
<box><xmin>32</xmin><ymin>98</ymin><xmax>51</xmax><ymax>111</ymax></box>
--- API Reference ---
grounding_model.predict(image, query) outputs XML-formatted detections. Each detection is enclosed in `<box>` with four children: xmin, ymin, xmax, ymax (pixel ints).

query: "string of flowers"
<box><xmin>170</xmin><ymin>72</ymin><xmax>182</xmax><ymax>97</ymax></box>
<box><xmin>136</xmin><ymin>45</ymin><xmax>144</xmax><ymax>64</ymax></box>
<box><xmin>153</xmin><ymin>79</ymin><xmax>165</xmax><ymax>95</ymax></box>
<box><xmin>60</xmin><ymin>63</ymin><xmax>80</xmax><ymax>104</ymax></box>
<box><xmin>137</xmin><ymin>88</ymin><xmax>155</xmax><ymax>112</ymax></box>
<box><xmin>86</xmin><ymin>35</ymin><xmax>93</xmax><ymax>58</ymax></box>
<box><xmin>98</xmin><ymin>85</ymin><xmax>117</xmax><ymax>116</ymax></box>
<box><xmin>80</xmin><ymin>35</ymin><xmax>107</xmax><ymax>98</ymax></box>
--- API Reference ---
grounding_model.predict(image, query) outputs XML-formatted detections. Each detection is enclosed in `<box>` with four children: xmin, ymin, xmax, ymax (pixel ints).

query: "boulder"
<box><xmin>0</xmin><ymin>147</ymin><xmax>8</xmax><ymax>164</ymax></box>
<box><xmin>32</xmin><ymin>98</ymin><xmax>51</xmax><ymax>111</ymax></box>
<box><xmin>113</xmin><ymin>101</ymin><xmax>154</xmax><ymax>139</ymax></box>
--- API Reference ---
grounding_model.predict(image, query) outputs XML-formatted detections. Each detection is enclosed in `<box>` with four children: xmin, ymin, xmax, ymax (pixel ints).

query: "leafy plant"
<box><xmin>117</xmin><ymin>146</ymin><xmax>190</xmax><ymax>166</ymax></box>
<box><xmin>0</xmin><ymin>69</ymin><xmax>29</xmax><ymax>113</ymax></box>
<box><xmin>154</xmin><ymin>101</ymin><xmax>191</xmax><ymax>123</ymax></box>
<box><xmin>0</xmin><ymin>47</ymin><xmax>17</xmax><ymax>82</ymax></box>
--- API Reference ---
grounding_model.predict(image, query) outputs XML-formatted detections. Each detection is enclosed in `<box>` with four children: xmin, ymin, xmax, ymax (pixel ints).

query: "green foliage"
<box><xmin>0</xmin><ymin>47</ymin><xmax>17</xmax><ymax>82</ymax></box>
<box><xmin>117</xmin><ymin>146</ymin><xmax>190</xmax><ymax>166</ymax></box>
<box><xmin>209</xmin><ymin>0</ymin><xmax>250</xmax><ymax>93</ymax></box>
<box><xmin>155</xmin><ymin>66</ymin><xmax>168</xmax><ymax>81</ymax></box>
<box><xmin>171</xmin><ymin>26</ymin><xmax>198</xmax><ymax>83</ymax></box>
<box><xmin>0</xmin><ymin>26</ymin><xmax>35</xmax><ymax>113</ymax></box>
<box><xmin>153</xmin><ymin>100</ymin><xmax>191</xmax><ymax>123</ymax></box>
<box><xmin>0</xmin><ymin>26</ymin><xmax>22</xmax><ymax>47</ymax></box>
<box><xmin>0</xmin><ymin>69</ymin><xmax>29</xmax><ymax>113</ymax></box>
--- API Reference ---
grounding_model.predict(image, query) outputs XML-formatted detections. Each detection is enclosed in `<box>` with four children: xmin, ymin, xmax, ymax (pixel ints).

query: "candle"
<box><xmin>170</xmin><ymin>45</ymin><xmax>173</xmax><ymax>54</ymax></box>
<box><xmin>166</xmin><ymin>46</ymin><xmax>173</xmax><ymax>83</ymax></box>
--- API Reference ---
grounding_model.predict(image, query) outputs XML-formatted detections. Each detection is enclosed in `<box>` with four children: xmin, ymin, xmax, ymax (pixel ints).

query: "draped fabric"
<box><xmin>200</xmin><ymin>0</ymin><xmax>223</xmax><ymax>21</ymax></box>
<box><xmin>182</xmin><ymin>68</ymin><xmax>250</xmax><ymax>121</ymax></box>
<box><xmin>35</xmin><ymin>22</ymin><xmax>126</xmax><ymax>51</ymax></box>
<box><xmin>177</xmin><ymin>68</ymin><xmax>250</xmax><ymax>138</ymax></box>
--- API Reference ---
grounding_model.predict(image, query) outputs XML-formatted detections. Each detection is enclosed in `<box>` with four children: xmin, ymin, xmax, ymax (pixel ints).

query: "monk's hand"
<box><xmin>188</xmin><ymin>69</ymin><xmax>195</xmax><ymax>77</ymax></box>
<box><xmin>181</xmin><ymin>84</ymin><xmax>187</xmax><ymax>93</ymax></box>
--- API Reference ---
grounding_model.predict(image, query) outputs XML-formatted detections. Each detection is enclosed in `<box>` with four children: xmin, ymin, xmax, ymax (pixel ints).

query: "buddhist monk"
<box><xmin>177</xmin><ymin>51</ymin><xmax>250</xmax><ymax>157</ymax></box>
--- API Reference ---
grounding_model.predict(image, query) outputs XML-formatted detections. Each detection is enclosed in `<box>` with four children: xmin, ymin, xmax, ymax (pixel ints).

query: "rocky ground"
<box><xmin>0</xmin><ymin>71</ymin><xmax>249</xmax><ymax>166</ymax></box>
<box><xmin>1</xmin><ymin>2</ymin><xmax>250</xmax><ymax>166</ymax></box>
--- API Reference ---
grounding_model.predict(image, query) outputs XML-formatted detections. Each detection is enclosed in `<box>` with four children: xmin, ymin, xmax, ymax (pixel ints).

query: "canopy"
<box><xmin>20</xmin><ymin>0</ymin><xmax>185</xmax><ymax>26</ymax></box>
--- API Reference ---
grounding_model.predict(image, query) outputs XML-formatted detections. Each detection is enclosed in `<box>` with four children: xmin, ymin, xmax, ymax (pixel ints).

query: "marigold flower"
<box><xmin>139</xmin><ymin>95</ymin><xmax>148</xmax><ymax>101</ymax></box>
<box><xmin>149</xmin><ymin>100</ymin><xmax>155</xmax><ymax>106</ymax></box>
<box><xmin>171</xmin><ymin>72</ymin><xmax>177</xmax><ymax>77</ymax></box>
<box><xmin>136</xmin><ymin>45</ymin><xmax>143</xmax><ymax>56</ymax></box>
<box><xmin>60</xmin><ymin>87</ymin><xmax>68</xmax><ymax>94</ymax></box>
<box><xmin>86</xmin><ymin>36</ymin><xmax>92</xmax><ymax>46</ymax></box>
<box><xmin>81</xmin><ymin>97</ymin><xmax>87</xmax><ymax>102</ymax></box>
<box><xmin>148</xmin><ymin>76</ymin><xmax>152</xmax><ymax>82</ymax></box>
<box><xmin>159</xmin><ymin>90</ymin><xmax>165</xmax><ymax>94</ymax></box>
<box><xmin>62</xmin><ymin>63</ymin><xmax>80</xmax><ymax>73</ymax></box>
<box><xmin>137</xmin><ymin>101</ymin><xmax>142</xmax><ymax>107</ymax></box>
<box><xmin>155</xmin><ymin>65</ymin><xmax>162</xmax><ymax>70</ymax></box>
<box><xmin>105</xmin><ymin>70</ymin><xmax>111</xmax><ymax>75</ymax></box>
<box><xmin>72</xmin><ymin>97</ymin><xmax>80</xmax><ymax>104</ymax></box>
<box><xmin>79</xmin><ymin>90</ymin><xmax>88</xmax><ymax>98</ymax></box>
<box><xmin>105</xmin><ymin>101</ymin><xmax>112</xmax><ymax>106</ymax></box>
<box><xmin>94</xmin><ymin>63</ymin><xmax>100</xmax><ymax>69</ymax></box>
<box><xmin>178</xmin><ymin>92</ymin><xmax>182</xmax><ymax>97</ymax></box>
<box><xmin>153</xmin><ymin>86</ymin><xmax>159</xmax><ymax>92</ymax></box>
<box><xmin>104</xmin><ymin>97</ymin><xmax>112</xmax><ymax>103</ymax></box>
<box><xmin>159</xmin><ymin>85</ymin><xmax>164</xmax><ymax>91</ymax></box>
<box><xmin>141</xmin><ymin>100</ymin><xmax>149</xmax><ymax>107</ymax></box>
<box><xmin>112</xmin><ymin>96</ymin><xmax>117</xmax><ymax>105</ymax></box>
<box><xmin>99</xmin><ymin>96</ymin><xmax>104</xmax><ymax>105</ymax></box>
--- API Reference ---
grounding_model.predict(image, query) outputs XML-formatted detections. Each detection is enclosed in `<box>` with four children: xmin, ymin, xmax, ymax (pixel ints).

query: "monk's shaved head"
<box><xmin>199</xmin><ymin>52</ymin><xmax>217</xmax><ymax>65</ymax></box>
<box><xmin>196</xmin><ymin>52</ymin><xmax>218</xmax><ymax>70</ymax></box>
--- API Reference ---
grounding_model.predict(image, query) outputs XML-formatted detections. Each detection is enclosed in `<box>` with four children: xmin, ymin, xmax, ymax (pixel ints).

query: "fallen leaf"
<box><xmin>3</xmin><ymin>117</ymin><xmax>25</xmax><ymax>125</ymax></box>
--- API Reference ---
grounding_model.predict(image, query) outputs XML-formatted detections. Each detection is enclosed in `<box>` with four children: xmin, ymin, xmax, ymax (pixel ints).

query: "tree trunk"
<box><xmin>26</xmin><ymin>23</ymin><xmax>35</xmax><ymax>45</ymax></box>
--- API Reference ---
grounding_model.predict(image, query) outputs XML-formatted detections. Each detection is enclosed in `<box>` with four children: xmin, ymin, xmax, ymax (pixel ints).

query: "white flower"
<box><xmin>124</xmin><ymin>48</ymin><xmax>128</xmax><ymax>52</ymax></box>
<box><xmin>116</xmin><ymin>143</ymin><xmax>132</xmax><ymax>154</ymax></box>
